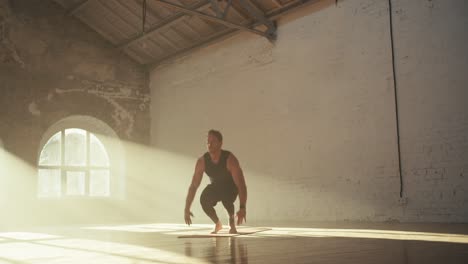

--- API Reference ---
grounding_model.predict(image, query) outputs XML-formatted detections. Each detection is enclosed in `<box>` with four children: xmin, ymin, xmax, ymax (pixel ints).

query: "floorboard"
<box><xmin>0</xmin><ymin>223</ymin><xmax>467</xmax><ymax>263</ymax></box>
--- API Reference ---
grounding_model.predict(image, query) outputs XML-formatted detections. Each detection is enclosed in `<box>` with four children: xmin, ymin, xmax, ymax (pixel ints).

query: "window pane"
<box><xmin>90</xmin><ymin>170</ymin><xmax>110</xmax><ymax>196</ymax></box>
<box><xmin>65</xmin><ymin>128</ymin><xmax>86</xmax><ymax>166</ymax></box>
<box><xmin>90</xmin><ymin>134</ymin><xmax>109</xmax><ymax>167</ymax></box>
<box><xmin>39</xmin><ymin>132</ymin><xmax>61</xmax><ymax>166</ymax></box>
<box><xmin>66</xmin><ymin>171</ymin><xmax>85</xmax><ymax>195</ymax></box>
<box><xmin>38</xmin><ymin>169</ymin><xmax>61</xmax><ymax>197</ymax></box>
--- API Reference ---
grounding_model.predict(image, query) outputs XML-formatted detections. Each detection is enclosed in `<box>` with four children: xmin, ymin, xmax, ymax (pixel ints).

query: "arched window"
<box><xmin>37</xmin><ymin>116</ymin><xmax>125</xmax><ymax>199</ymax></box>
<box><xmin>38</xmin><ymin>128</ymin><xmax>110</xmax><ymax>197</ymax></box>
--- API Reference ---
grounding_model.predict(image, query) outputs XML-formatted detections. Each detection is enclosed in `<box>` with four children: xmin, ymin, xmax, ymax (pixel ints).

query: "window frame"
<box><xmin>37</xmin><ymin>116</ymin><xmax>125</xmax><ymax>200</ymax></box>
<box><xmin>38</xmin><ymin>129</ymin><xmax>111</xmax><ymax>198</ymax></box>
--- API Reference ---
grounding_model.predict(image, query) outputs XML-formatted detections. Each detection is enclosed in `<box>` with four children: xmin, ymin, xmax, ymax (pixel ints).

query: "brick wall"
<box><xmin>149</xmin><ymin>0</ymin><xmax>468</xmax><ymax>223</ymax></box>
<box><xmin>393</xmin><ymin>0</ymin><xmax>468</xmax><ymax>221</ymax></box>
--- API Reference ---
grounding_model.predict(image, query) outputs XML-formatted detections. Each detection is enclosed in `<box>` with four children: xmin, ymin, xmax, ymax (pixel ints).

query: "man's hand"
<box><xmin>236</xmin><ymin>208</ymin><xmax>246</xmax><ymax>225</ymax></box>
<box><xmin>184</xmin><ymin>210</ymin><xmax>194</xmax><ymax>226</ymax></box>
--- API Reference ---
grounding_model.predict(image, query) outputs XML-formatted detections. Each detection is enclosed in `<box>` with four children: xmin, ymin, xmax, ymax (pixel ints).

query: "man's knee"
<box><xmin>200</xmin><ymin>193</ymin><xmax>208</xmax><ymax>207</ymax></box>
<box><xmin>200</xmin><ymin>192</ymin><xmax>215</xmax><ymax>209</ymax></box>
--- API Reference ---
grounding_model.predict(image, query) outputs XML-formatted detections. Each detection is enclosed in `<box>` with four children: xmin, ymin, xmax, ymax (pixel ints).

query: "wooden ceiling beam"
<box><xmin>152</xmin><ymin>0</ymin><xmax>271</xmax><ymax>39</ymax></box>
<box><xmin>117</xmin><ymin>1</ymin><xmax>212</xmax><ymax>49</ymax></box>
<box><xmin>272</xmin><ymin>0</ymin><xmax>283</xmax><ymax>8</ymax></box>
<box><xmin>148</xmin><ymin>0</ymin><xmax>322</xmax><ymax>67</ymax></box>
<box><xmin>67</xmin><ymin>0</ymin><xmax>92</xmax><ymax>16</ymax></box>
<box><xmin>238</xmin><ymin>0</ymin><xmax>276</xmax><ymax>38</ymax></box>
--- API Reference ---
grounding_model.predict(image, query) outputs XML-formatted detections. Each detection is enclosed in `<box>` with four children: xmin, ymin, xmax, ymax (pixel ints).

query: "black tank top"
<box><xmin>204</xmin><ymin>150</ymin><xmax>236</xmax><ymax>189</ymax></box>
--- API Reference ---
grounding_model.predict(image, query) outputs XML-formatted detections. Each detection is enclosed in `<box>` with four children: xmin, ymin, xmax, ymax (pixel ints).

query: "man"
<box><xmin>184</xmin><ymin>130</ymin><xmax>247</xmax><ymax>234</ymax></box>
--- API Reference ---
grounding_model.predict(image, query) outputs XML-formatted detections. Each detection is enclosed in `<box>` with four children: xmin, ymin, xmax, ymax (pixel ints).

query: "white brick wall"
<box><xmin>149</xmin><ymin>0</ymin><xmax>468</xmax><ymax>223</ymax></box>
<box><xmin>0</xmin><ymin>138</ymin><xmax>6</xmax><ymax>209</ymax></box>
<box><xmin>393</xmin><ymin>0</ymin><xmax>468</xmax><ymax>221</ymax></box>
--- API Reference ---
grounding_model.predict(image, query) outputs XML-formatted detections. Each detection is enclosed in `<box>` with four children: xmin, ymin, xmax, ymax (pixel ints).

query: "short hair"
<box><xmin>208</xmin><ymin>129</ymin><xmax>223</xmax><ymax>142</ymax></box>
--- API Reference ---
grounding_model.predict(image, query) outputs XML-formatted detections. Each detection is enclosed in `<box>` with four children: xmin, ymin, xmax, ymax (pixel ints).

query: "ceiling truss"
<box><xmin>54</xmin><ymin>0</ymin><xmax>321</xmax><ymax>66</ymax></box>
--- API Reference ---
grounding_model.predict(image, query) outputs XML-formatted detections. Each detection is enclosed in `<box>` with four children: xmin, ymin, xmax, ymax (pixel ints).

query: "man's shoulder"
<box><xmin>222</xmin><ymin>149</ymin><xmax>233</xmax><ymax>157</ymax></box>
<box><xmin>196</xmin><ymin>155</ymin><xmax>206</xmax><ymax>170</ymax></box>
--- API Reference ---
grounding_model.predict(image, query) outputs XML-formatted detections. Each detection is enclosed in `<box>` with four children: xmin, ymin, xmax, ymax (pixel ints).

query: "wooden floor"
<box><xmin>0</xmin><ymin>223</ymin><xmax>467</xmax><ymax>263</ymax></box>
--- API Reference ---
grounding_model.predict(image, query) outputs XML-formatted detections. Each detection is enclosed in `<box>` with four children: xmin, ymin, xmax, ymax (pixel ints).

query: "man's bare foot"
<box><xmin>211</xmin><ymin>221</ymin><xmax>222</xmax><ymax>234</ymax></box>
<box><xmin>229</xmin><ymin>216</ymin><xmax>237</xmax><ymax>234</ymax></box>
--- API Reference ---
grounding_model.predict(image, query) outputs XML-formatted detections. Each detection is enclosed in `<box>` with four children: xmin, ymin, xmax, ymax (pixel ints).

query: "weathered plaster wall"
<box><xmin>0</xmin><ymin>0</ymin><xmax>149</xmax><ymax>226</ymax></box>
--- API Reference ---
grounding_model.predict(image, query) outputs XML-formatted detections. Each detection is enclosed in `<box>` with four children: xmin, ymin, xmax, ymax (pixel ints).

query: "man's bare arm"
<box><xmin>228</xmin><ymin>154</ymin><xmax>247</xmax><ymax>208</ymax></box>
<box><xmin>185</xmin><ymin>157</ymin><xmax>204</xmax><ymax>212</ymax></box>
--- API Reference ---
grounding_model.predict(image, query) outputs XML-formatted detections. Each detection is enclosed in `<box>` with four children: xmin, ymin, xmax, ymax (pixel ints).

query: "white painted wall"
<box><xmin>393</xmin><ymin>0</ymin><xmax>468</xmax><ymax>221</ymax></box>
<box><xmin>149</xmin><ymin>0</ymin><xmax>468</xmax><ymax>223</ymax></box>
<box><xmin>0</xmin><ymin>138</ymin><xmax>4</xmax><ymax>209</ymax></box>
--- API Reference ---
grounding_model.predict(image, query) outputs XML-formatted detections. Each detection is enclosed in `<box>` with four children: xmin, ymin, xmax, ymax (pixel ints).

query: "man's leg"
<box><xmin>200</xmin><ymin>185</ymin><xmax>222</xmax><ymax>233</ymax></box>
<box><xmin>222</xmin><ymin>190</ymin><xmax>238</xmax><ymax>234</ymax></box>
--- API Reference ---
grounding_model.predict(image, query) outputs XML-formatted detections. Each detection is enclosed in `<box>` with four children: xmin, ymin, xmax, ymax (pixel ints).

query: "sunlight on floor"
<box><xmin>260</xmin><ymin>227</ymin><xmax>468</xmax><ymax>244</ymax></box>
<box><xmin>0</xmin><ymin>232</ymin><xmax>61</xmax><ymax>240</ymax></box>
<box><xmin>85</xmin><ymin>223</ymin><xmax>468</xmax><ymax>244</ymax></box>
<box><xmin>1</xmin><ymin>223</ymin><xmax>467</xmax><ymax>263</ymax></box>
<box><xmin>0</xmin><ymin>230</ymin><xmax>210</xmax><ymax>264</ymax></box>
<box><xmin>83</xmin><ymin>223</ymin><xmax>198</xmax><ymax>233</ymax></box>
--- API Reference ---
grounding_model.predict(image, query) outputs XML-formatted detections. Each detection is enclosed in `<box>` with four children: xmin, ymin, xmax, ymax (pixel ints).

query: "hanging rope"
<box><xmin>388</xmin><ymin>0</ymin><xmax>404</xmax><ymax>198</ymax></box>
<box><xmin>142</xmin><ymin>0</ymin><xmax>147</xmax><ymax>34</ymax></box>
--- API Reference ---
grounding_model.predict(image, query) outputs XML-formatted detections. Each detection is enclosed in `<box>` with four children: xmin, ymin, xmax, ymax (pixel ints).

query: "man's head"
<box><xmin>207</xmin><ymin>129</ymin><xmax>223</xmax><ymax>153</ymax></box>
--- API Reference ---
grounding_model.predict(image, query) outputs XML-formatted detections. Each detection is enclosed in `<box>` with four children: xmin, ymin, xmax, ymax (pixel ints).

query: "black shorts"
<box><xmin>200</xmin><ymin>184</ymin><xmax>238</xmax><ymax>206</ymax></box>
